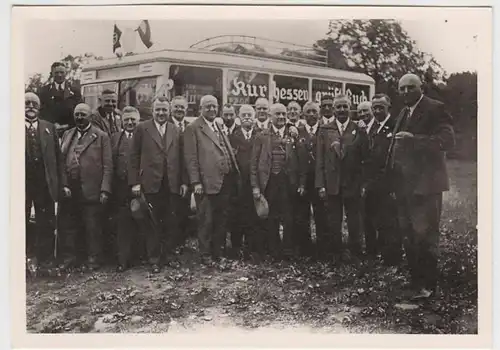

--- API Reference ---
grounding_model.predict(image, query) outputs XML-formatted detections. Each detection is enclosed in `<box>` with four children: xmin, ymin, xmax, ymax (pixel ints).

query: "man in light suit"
<box><xmin>89</xmin><ymin>89</ymin><xmax>122</xmax><ymax>137</ymax></box>
<box><xmin>59</xmin><ymin>103</ymin><xmax>113</xmax><ymax>270</ymax></box>
<box><xmin>25</xmin><ymin>92</ymin><xmax>62</xmax><ymax>270</ymax></box>
<box><xmin>128</xmin><ymin>97</ymin><xmax>188</xmax><ymax>273</ymax></box>
<box><xmin>389</xmin><ymin>73</ymin><xmax>455</xmax><ymax>300</ymax></box>
<box><xmin>184</xmin><ymin>95</ymin><xmax>240</xmax><ymax>264</ymax></box>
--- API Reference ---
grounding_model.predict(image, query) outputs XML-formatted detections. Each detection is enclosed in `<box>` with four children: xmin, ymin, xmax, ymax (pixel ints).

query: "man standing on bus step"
<box><xmin>362</xmin><ymin>94</ymin><xmax>402</xmax><ymax>266</ymax></box>
<box><xmin>38</xmin><ymin>61</ymin><xmax>82</xmax><ymax>137</ymax></box>
<box><xmin>389</xmin><ymin>73</ymin><xmax>454</xmax><ymax>300</ymax></box>
<box><xmin>128</xmin><ymin>97</ymin><xmax>188</xmax><ymax>273</ymax></box>
<box><xmin>295</xmin><ymin>101</ymin><xmax>326</xmax><ymax>259</ymax></box>
<box><xmin>254</xmin><ymin>97</ymin><xmax>271</xmax><ymax>133</ymax></box>
<box><xmin>221</xmin><ymin>104</ymin><xmax>240</xmax><ymax>137</ymax></box>
<box><xmin>184</xmin><ymin>95</ymin><xmax>240</xmax><ymax>265</ymax></box>
<box><xmin>286</xmin><ymin>101</ymin><xmax>304</xmax><ymax>129</ymax></box>
<box><xmin>111</xmin><ymin>106</ymin><xmax>144</xmax><ymax>272</ymax></box>
<box><xmin>170</xmin><ymin>95</ymin><xmax>195</xmax><ymax>247</ymax></box>
<box><xmin>90</xmin><ymin>89</ymin><xmax>123</xmax><ymax>137</ymax></box>
<box><xmin>251</xmin><ymin>103</ymin><xmax>306</xmax><ymax>261</ymax></box>
<box><xmin>319</xmin><ymin>95</ymin><xmax>336</xmax><ymax>126</ymax></box>
<box><xmin>25</xmin><ymin>92</ymin><xmax>63</xmax><ymax>271</ymax></box>
<box><xmin>59</xmin><ymin>103</ymin><xmax>112</xmax><ymax>271</ymax></box>
<box><xmin>315</xmin><ymin>94</ymin><xmax>369</xmax><ymax>264</ymax></box>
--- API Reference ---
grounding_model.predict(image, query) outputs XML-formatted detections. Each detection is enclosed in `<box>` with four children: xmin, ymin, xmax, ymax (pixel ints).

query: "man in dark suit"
<box><xmin>128</xmin><ymin>97</ymin><xmax>188</xmax><ymax>273</ymax></box>
<box><xmin>89</xmin><ymin>89</ymin><xmax>122</xmax><ymax>137</ymax></box>
<box><xmin>25</xmin><ymin>92</ymin><xmax>62</xmax><ymax>270</ymax></box>
<box><xmin>184</xmin><ymin>95</ymin><xmax>240</xmax><ymax>264</ymax></box>
<box><xmin>38</xmin><ymin>62</ymin><xmax>82</xmax><ymax>136</ymax></box>
<box><xmin>254</xmin><ymin>98</ymin><xmax>271</xmax><ymax>133</ymax></box>
<box><xmin>59</xmin><ymin>103</ymin><xmax>113</xmax><ymax>270</ymax></box>
<box><xmin>251</xmin><ymin>103</ymin><xmax>306</xmax><ymax>260</ymax></box>
<box><xmin>362</xmin><ymin>94</ymin><xmax>402</xmax><ymax>265</ymax></box>
<box><xmin>111</xmin><ymin>106</ymin><xmax>143</xmax><ymax>272</ymax></box>
<box><xmin>295</xmin><ymin>101</ymin><xmax>326</xmax><ymax>259</ymax></box>
<box><xmin>319</xmin><ymin>95</ymin><xmax>336</xmax><ymax>126</ymax></box>
<box><xmin>221</xmin><ymin>104</ymin><xmax>240</xmax><ymax>137</ymax></box>
<box><xmin>287</xmin><ymin>101</ymin><xmax>305</xmax><ymax>129</ymax></box>
<box><xmin>316</xmin><ymin>94</ymin><xmax>369</xmax><ymax>263</ymax></box>
<box><xmin>389</xmin><ymin>73</ymin><xmax>455</xmax><ymax>300</ymax></box>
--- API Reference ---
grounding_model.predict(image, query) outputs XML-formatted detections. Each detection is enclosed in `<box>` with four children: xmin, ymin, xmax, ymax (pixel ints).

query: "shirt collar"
<box><xmin>322</xmin><ymin>116</ymin><xmax>335</xmax><ymax>124</ymax></box>
<box><xmin>25</xmin><ymin>118</ymin><xmax>38</xmax><ymax>128</ymax></box>
<box><xmin>54</xmin><ymin>81</ymin><xmax>65</xmax><ymax>90</ymax></box>
<box><xmin>409</xmin><ymin>94</ymin><xmax>423</xmax><ymax>114</ymax></box>
<box><xmin>225</xmin><ymin>123</ymin><xmax>236</xmax><ymax>134</ymax></box>
<box><xmin>272</xmin><ymin>125</ymin><xmax>285</xmax><ymax>137</ymax></box>
<box><xmin>336</xmin><ymin>118</ymin><xmax>350</xmax><ymax>131</ymax></box>
<box><xmin>154</xmin><ymin>120</ymin><xmax>166</xmax><ymax>131</ymax></box>
<box><xmin>203</xmin><ymin>117</ymin><xmax>217</xmax><ymax>132</ymax></box>
<box><xmin>77</xmin><ymin>123</ymin><xmax>92</xmax><ymax>134</ymax></box>
<box><xmin>125</xmin><ymin>130</ymin><xmax>133</xmax><ymax>137</ymax></box>
<box><xmin>377</xmin><ymin>114</ymin><xmax>391</xmax><ymax>133</ymax></box>
<box><xmin>243</xmin><ymin>128</ymin><xmax>253</xmax><ymax>138</ymax></box>
<box><xmin>257</xmin><ymin>119</ymin><xmax>269</xmax><ymax>129</ymax></box>
<box><xmin>305</xmin><ymin>122</ymin><xmax>318</xmax><ymax>134</ymax></box>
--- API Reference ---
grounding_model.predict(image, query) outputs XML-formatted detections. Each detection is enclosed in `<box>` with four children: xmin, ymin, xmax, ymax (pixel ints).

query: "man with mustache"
<box><xmin>389</xmin><ymin>73</ymin><xmax>455</xmax><ymax>300</ymax></box>
<box><xmin>39</xmin><ymin>62</ymin><xmax>83</xmax><ymax>137</ymax></box>
<box><xmin>221</xmin><ymin>104</ymin><xmax>240</xmax><ymax>137</ymax></box>
<box><xmin>25</xmin><ymin>92</ymin><xmax>62</xmax><ymax>270</ymax></box>
<box><xmin>128</xmin><ymin>97</ymin><xmax>187</xmax><ymax>273</ymax></box>
<box><xmin>251</xmin><ymin>103</ymin><xmax>306</xmax><ymax>260</ymax></box>
<box><xmin>59</xmin><ymin>103</ymin><xmax>113</xmax><ymax>271</ymax></box>
<box><xmin>90</xmin><ymin>89</ymin><xmax>123</xmax><ymax>137</ymax></box>
<box><xmin>316</xmin><ymin>94</ymin><xmax>369</xmax><ymax>263</ymax></box>
<box><xmin>184</xmin><ymin>95</ymin><xmax>240</xmax><ymax>264</ymax></box>
<box><xmin>254</xmin><ymin>97</ymin><xmax>271</xmax><ymax>133</ymax></box>
<box><xmin>110</xmin><ymin>106</ymin><xmax>143</xmax><ymax>272</ymax></box>
<box><xmin>362</xmin><ymin>94</ymin><xmax>402</xmax><ymax>265</ymax></box>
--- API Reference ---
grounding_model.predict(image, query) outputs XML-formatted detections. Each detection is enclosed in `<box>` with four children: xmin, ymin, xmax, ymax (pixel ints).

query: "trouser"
<box><xmin>231</xmin><ymin>180</ymin><xmax>259</xmax><ymax>255</ymax></box>
<box><xmin>324</xmin><ymin>192</ymin><xmax>362</xmax><ymax>257</ymax></box>
<box><xmin>25</xmin><ymin>174</ymin><xmax>55</xmax><ymax>264</ymax></box>
<box><xmin>59</xmin><ymin>183</ymin><xmax>103</xmax><ymax>265</ymax></box>
<box><xmin>143</xmin><ymin>181</ymin><xmax>179</xmax><ymax>265</ymax></box>
<box><xmin>397</xmin><ymin>193</ymin><xmax>442</xmax><ymax>290</ymax></box>
<box><xmin>364</xmin><ymin>189</ymin><xmax>402</xmax><ymax>264</ymax></box>
<box><xmin>173</xmin><ymin>192</ymin><xmax>195</xmax><ymax>247</ymax></box>
<box><xmin>197</xmin><ymin>172</ymin><xmax>236</xmax><ymax>259</ymax></box>
<box><xmin>264</xmin><ymin>171</ymin><xmax>295</xmax><ymax>257</ymax></box>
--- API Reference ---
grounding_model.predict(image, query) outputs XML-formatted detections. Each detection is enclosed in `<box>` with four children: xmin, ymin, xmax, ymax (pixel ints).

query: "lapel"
<box><xmin>37</xmin><ymin>120</ymin><xmax>49</xmax><ymax>154</ymax></box>
<box><xmin>78</xmin><ymin>126</ymin><xmax>99</xmax><ymax>154</ymax></box>
<box><xmin>340</xmin><ymin>121</ymin><xmax>356</xmax><ymax>159</ymax></box>
<box><xmin>145</xmin><ymin>120</ymin><xmax>166</xmax><ymax>153</ymax></box>
<box><xmin>61</xmin><ymin>128</ymin><xmax>77</xmax><ymax>156</ymax></box>
<box><xmin>326</xmin><ymin>121</ymin><xmax>342</xmax><ymax>158</ymax></box>
<box><xmin>406</xmin><ymin>95</ymin><xmax>427</xmax><ymax>130</ymax></box>
<box><xmin>165</xmin><ymin>123</ymin><xmax>175</xmax><ymax>153</ymax></box>
<box><xmin>200</xmin><ymin>119</ymin><xmax>223</xmax><ymax>152</ymax></box>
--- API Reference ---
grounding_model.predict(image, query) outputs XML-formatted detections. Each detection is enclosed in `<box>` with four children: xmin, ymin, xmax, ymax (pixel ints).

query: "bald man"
<box><xmin>59</xmin><ymin>103</ymin><xmax>113</xmax><ymax>270</ymax></box>
<box><xmin>25</xmin><ymin>92</ymin><xmax>63</xmax><ymax>270</ymax></box>
<box><xmin>251</xmin><ymin>103</ymin><xmax>306</xmax><ymax>260</ymax></box>
<box><xmin>184</xmin><ymin>95</ymin><xmax>240</xmax><ymax>264</ymax></box>
<box><xmin>388</xmin><ymin>73</ymin><xmax>455</xmax><ymax>300</ymax></box>
<box><xmin>315</xmin><ymin>94</ymin><xmax>369</xmax><ymax>263</ymax></box>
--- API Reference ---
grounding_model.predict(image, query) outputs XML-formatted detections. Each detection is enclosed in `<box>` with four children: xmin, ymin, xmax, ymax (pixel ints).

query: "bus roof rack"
<box><xmin>189</xmin><ymin>35</ymin><xmax>328</xmax><ymax>67</ymax></box>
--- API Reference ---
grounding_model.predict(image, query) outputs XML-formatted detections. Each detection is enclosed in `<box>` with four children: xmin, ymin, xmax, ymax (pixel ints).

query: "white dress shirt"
<box><xmin>25</xmin><ymin>119</ymin><xmax>39</xmax><ymax>130</ymax></box>
<box><xmin>242</xmin><ymin>128</ymin><xmax>253</xmax><ymax>140</ymax></box>
<box><xmin>54</xmin><ymin>81</ymin><xmax>65</xmax><ymax>91</ymax></box>
<box><xmin>203</xmin><ymin>117</ymin><xmax>218</xmax><ymax>134</ymax></box>
<box><xmin>125</xmin><ymin>131</ymin><xmax>133</xmax><ymax>139</ymax></box>
<box><xmin>77</xmin><ymin>123</ymin><xmax>92</xmax><ymax>139</ymax></box>
<box><xmin>256</xmin><ymin>119</ymin><xmax>270</xmax><ymax>130</ymax></box>
<box><xmin>224</xmin><ymin>123</ymin><xmax>237</xmax><ymax>135</ymax></box>
<box><xmin>154</xmin><ymin>120</ymin><xmax>166</xmax><ymax>137</ymax></box>
<box><xmin>322</xmin><ymin>116</ymin><xmax>335</xmax><ymax>125</ymax></box>
<box><xmin>305</xmin><ymin>122</ymin><xmax>319</xmax><ymax>135</ymax></box>
<box><xmin>175</xmin><ymin>120</ymin><xmax>185</xmax><ymax>132</ymax></box>
<box><xmin>336</xmin><ymin>118</ymin><xmax>350</xmax><ymax>135</ymax></box>
<box><xmin>272</xmin><ymin>125</ymin><xmax>285</xmax><ymax>138</ymax></box>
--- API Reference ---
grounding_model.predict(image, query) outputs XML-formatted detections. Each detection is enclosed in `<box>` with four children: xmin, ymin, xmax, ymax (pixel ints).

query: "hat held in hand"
<box><xmin>254</xmin><ymin>195</ymin><xmax>269</xmax><ymax>219</ymax></box>
<box><xmin>130</xmin><ymin>192</ymin><xmax>150</xmax><ymax>221</ymax></box>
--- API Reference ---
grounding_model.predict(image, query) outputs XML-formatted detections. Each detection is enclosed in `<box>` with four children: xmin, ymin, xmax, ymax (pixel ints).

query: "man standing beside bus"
<box><xmin>221</xmin><ymin>104</ymin><xmax>240</xmax><ymax>137</ymax></box>
<box><xmin>319</xmin><ymin>95</ymin><xmax>336</xmax><ymax>126</ymax></box>
<box><xmin>184</xmin><ymin>95</ymin><xmax>240</xmax><ymax>264</ymax></box>
<box><xmin>254</xmin><ymin>97</ymin><xmax>271</xmax><ymax>133</ymax></box>
<box><xmin>287</xmin><ymin>101</ymin><xmax>304</xmax><ymax>129</ymax></box>
<box><xmin>90</xmin><ymin>89</ymin><xmax>123</xmax><ymax>137</ymax></box>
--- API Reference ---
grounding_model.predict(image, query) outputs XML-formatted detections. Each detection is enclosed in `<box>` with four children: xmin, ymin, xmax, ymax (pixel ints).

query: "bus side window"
<box><xmin>119</xmin><ymin>78</ymin><xmax>156</xmax><ymax>121</ymax></box>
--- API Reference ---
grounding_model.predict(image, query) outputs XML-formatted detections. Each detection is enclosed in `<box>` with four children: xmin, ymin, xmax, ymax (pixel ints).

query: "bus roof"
<box><xmin>82</xmin><ymin>48</ymin><xmax>375</xmax><ymax>85</ymax></box>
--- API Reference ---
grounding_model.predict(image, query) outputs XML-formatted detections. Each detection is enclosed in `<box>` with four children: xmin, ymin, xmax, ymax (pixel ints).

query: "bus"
<box><xmin>80</xmin><ymin>35</ymin><xmax>375</xmax><ymax>123</ymax></box>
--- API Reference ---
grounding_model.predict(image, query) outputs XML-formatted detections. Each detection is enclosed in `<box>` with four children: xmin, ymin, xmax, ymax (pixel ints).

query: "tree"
<box><xmin>313</xmin><ymin>38</ymin><xmax>349</xmax><ymax>70</ymax></box>
<box><xmin>25</xmin><ymin>73</ymin><xmax>45</xmax><ymax>93</ymax></box>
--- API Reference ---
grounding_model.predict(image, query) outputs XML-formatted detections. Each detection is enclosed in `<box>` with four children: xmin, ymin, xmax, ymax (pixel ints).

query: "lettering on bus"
<box><xmin>312</xmin><ymin>79</ymin><xmax>343</xmax><ymax>103</ymax></box>
<box><xmin>345</xmin><ymin>83</ymin><xmax>370</xmax><ymax>108</ymax></box>
<box><xmin>227</xmin><ymin>70</ymin><xmax>269</xmax><ymax>106</ymax></box>
<box><xmin>272</xmin><ymin>75</ymin><xmax>309</xmax><ymax>106</ymax></box>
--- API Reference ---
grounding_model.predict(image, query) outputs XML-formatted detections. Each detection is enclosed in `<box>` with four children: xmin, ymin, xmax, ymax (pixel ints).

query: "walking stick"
<box><xmin>54</xmin><ymin>201</ymin><xmax>58</xmax><ymax>259</ymax></box>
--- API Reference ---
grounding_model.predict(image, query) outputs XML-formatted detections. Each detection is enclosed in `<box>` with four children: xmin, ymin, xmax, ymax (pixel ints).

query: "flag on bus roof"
<box><xmin>137</xmin><ymin>20</ymin><xmax>153</xmax><ymax>49</ymax></box>
<box><xmin>113</xmin><ymin>24</ymin><xmax>122</xmax><ymax>55</ymax></box>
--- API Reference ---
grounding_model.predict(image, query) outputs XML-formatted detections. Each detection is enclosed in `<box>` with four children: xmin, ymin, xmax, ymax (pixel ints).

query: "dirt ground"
<box><xmin>25</xmin><ymin>160</ymin><xmax>478</xmax><ymax>334</ymax></box>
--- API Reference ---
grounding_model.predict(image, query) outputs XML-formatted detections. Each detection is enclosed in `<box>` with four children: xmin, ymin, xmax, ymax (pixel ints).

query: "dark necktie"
<box><xmin>26</xmin><ymin>121</ymin><xmax>36</xmax><ymax>133</ymax></box>
<box><xmin>399</xmin><ymin>107</ymin><xmax>411</xmax><ymax>132</ymax></box>
<box><xmin>58</xmin><ymin>84</ymin><xmax>63</xmax><ymax>92</ymax></box>
<box><xmin>178</xmin><ymin>122</ymin><xmax>184</xmax><ymax>132</ymax></box>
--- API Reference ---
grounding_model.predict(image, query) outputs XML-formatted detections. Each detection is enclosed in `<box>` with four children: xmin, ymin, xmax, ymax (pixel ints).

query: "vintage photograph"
<box><xmin>19</xmin><ymin>5</ymin><xmax>485</xmax><ymax>338</ymax></box>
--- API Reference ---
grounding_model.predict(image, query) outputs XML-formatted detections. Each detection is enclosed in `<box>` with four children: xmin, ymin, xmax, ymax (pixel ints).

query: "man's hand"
<box><xmin>180</xmin><ymin>184</ymin><xmax>188</xmax><ymax>198</ymax></box>
<box><xmin>100</xmin><ymin>192</ymin><xmax>109</xmax><ymax>205</ymax></box>
<box><xmin>63</xmin><ymin>187</ymin><xmax>72</xmax><ymax>198</ymax></box>
<box><xmin>252</xmin><ymin>188</ymin><xmax>261</xmax><ymax>200</ymax></box>
<box><xmin>289</xmin><ymin>126</ymin><xmax>299</xmax><ymax>138</ymax></box>
<box><xmin>297</xmin><ymin>186</ymin><xmax>305</xmax><ymax>196</ymax></box>
<box><xmin>131</xmin><ymin>184</ymin><xmax>141</xmax><ymax>197</ymax></box>
<box><xmin>318</xmin><ymin>187</ymin><xmax>326</xmax><ymax>199</ymax></box>
<box><xmin>194</xmin><ymin>183</ymin><xmax>204</xmax><ymax>196</ymax></box>
<box><xmin>395</xmin><ymin>131</ymin><xmax>414</xmax><ymax>140</ymax></box>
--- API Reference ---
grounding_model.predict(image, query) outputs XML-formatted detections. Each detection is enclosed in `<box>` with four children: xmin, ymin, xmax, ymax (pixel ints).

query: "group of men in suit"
<box><xmin>25</xmin><ymin>69</ymin><xmax>454</xmax><ymax>300</ymax></box>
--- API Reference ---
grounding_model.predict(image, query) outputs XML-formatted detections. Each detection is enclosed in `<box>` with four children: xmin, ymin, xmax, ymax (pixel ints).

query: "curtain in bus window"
<box><xmin>312</xmin><ymin>79</ymin><xmax>343</xmax><ymax>104</ymax></box>
<box><xmin>345</xmin><ymin>83</ymin><xmax>370</xmax><ymax>118</ymax></box>
<box><xmin>272</xmin><ymin>75</ymin><xmax>309</xmax><ymax>108</ymax></box>
<box><xmin>227</xmin><ymin>70</ymin><xmax>269</xmax><ymax>113</ymax></box>
<box><xmin>169</xmin><ymin>65</ymin><xmax>223</xmax><ymax>118</ymax></box>
<box><xmin>119</xmin><ymin>78</ymin><xmax>157</xmax><ymax>121</ymax></box>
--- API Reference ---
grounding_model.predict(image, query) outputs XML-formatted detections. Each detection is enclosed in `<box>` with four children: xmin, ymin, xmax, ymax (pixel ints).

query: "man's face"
<box><xmin>171</xmin><ymin>100</ymin><xmax>187</xmax><ymax>122</ymax></box>
<box><xmin>255</xmin><ymin>102</ymin><xmax>269</xmax><ymax>122</ymax></box>
<box><xmin>320</xmin><ymin>98</ymin><xmax>334</xmax><ymax>118</ymax></box>
<box><xmin>334</xmin><ymin>100</ymin><xmax>350</xmax><ymax>124</ymax></box>
<box><xmin>153</xmin><ymin>101</ymin><xmax>170</xmax><ymax>125</ymax></box>
<box><xmin>271</xmin><ymin>106</ymin><xmax>287</xmax><ymax>129</ymax></box>
<box><xmin>52</xmin><ymin>65</ymin><xmax>66</xmax><ymax>84</ymax></box>
<box><xmin>201</xmin><ymin>98</ymin><xmax>219</xmax><ymax>122</ymax></box>
<box><xmin>372</xmin><ymin>101</ymin><xmax>390</xmax><ymax>123</ymax></box>
<box><xmin>222</xmin><ymin>107</ymin><xmax>236</xmax><ymax>127</ymax></box>
<box><xmin>304</xmin><ymin>106</ymin><xmax>319</xmax><ymax>126</ymax></box>
<box><xmin>357</xmin><ymin>106</ymin><xmax>372</xmax><ymax>123</ymax></box>
<box><xmin>25</xmin><ymin>94</ymin><xmax>40</xmax><ymax>121</ymax></box>
<box><xmin>101</xmin><ymin>93</ymin><xmax>118</xmax><ymax>113</ymax></box>
<box><xmin>399</xmin><ymin>76</ymin><xmax>423</xmax><ymax>107</ymax></box>
<box><xmin>74</xmin><ymin>105</ymin><xmax>91</xmax><ymax>129</ymax></box>
<box><xmin>123</xmin><ymin>113</ymin><xmax>139</xmax><ymax>132</ymax></box>
<box><xmin>239</xmin><ymin>110</ymin><xmax>255</xmax><ymax>130</ymax></box>
<box><xmin>287</xmin><ymin>103</ymin><xmax>301</xmax><ymax>123</ymax></box>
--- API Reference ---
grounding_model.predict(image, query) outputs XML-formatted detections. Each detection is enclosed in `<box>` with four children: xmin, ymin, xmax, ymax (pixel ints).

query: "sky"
<box><xmin>23</xmin><ymin>18</ymin><xmax>478</xmax><ymax>82</ymax></box>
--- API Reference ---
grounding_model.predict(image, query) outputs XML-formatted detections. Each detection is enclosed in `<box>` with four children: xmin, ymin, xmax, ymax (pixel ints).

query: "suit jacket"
<box><xmin>297</xmin><ymin>124</ymin><xmax>320</xmax><ymax>182</ymax></box>
<box><xmin>38</xmin><ymin>82</ymin><xmax>82</xmax><ymax>127</ymax></box>
<box><xmin>61</xmin><ymin>125</ymin><xmax>113</xmax><ymax>201</ymax></box>
<box><xmin>254</xmin><ymin>120</ymin><xmax>271</xmax><ymax>135</ymax></box>
<box><xmin>26</xmin><ymin>119</ymin><xmax>63</xmax><ymax>201</ymax></box>
<box><xmin>90</xmin><ymin>107</ymin><xmax>123</xmax><ymax>137</ymax></box>
<box><xmin>315</xmin><ymin>119</ymin><xmax>369</xmax><ymax>197</ymax></box>
<box><xmin>183</xmin><ymin>117</ymin><xmax>240</xmax><ymax>195</ymax></box>
<box><xmin>229</xmin><ymin>128</ymin><xmax>257</xmax><ymax>182</ymax></box>
<box><xmin>389</xmin><ymin>95</ymin><xmax>455</xmax><ymax>195</ymax></box>
<box><xmin>128</xmin><ymin>120</ymin><xmax>187</xmax><ymax>195</ymax></box>
<box><xmin>250</xmin><ymin>128</ymin><xmax>306</xmax><ymax>193</ymax></box>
